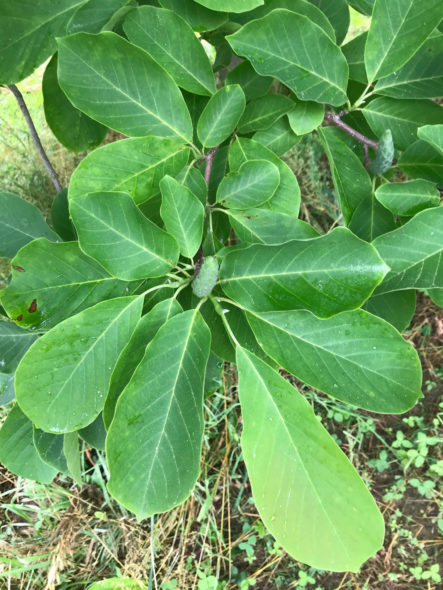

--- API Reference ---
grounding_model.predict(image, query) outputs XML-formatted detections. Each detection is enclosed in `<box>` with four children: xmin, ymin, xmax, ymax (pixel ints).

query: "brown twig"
<box><xmin>323</xmin><ymin>111</ymin><xmax>379</xmax><ymax>151</ymax></box>
<box><xmin>7</xmin><ymin>84</ymin><xmax>62</xmax><ymax>192</ymax></box>
<box><xmin>204</xmin><ymin>146</ymin><xmax>219</xmax><ymax>188</ymax></box>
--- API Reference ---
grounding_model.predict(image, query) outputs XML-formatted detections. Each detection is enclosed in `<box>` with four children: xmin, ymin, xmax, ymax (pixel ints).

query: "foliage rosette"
<box><xmin>0</xmin><ymin>0</ymin><xmax>442</xmax><ymax>575</ymax></box>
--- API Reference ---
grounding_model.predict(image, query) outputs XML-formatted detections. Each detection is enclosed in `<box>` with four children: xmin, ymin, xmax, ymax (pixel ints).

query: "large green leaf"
<box><xmin>398</xmin><ymin>140</ymin><xmax>443</xmax><ymax>186</ymax></box>
<box><xmin>0</xmin><ymin>322</ymin><xmax>37</xmax><ymax>373</ymax></box>
<box><xmin>375</xmin><ymin>180</ymin><xmax>440</xmax><ymax>217</ymax></box>
<box><xmin>70</xmin><ymin>192</ymin><xmax>179</xmax><ymax>281</ymax></box>
<box><xmin>235</xmin><ymin>0</ymin><xmax>336</xmax><ymax>41</ymax></box>
<box><xmin>362</xmin><ymin>98</ymin><xmax>442</xmax><ymax>151</ymax></box>
<box><xmin>15</xmin><ymin>296</ymin><xmax>143</xmax><ymax>433</ymax></box>
<box><xmin>247</xmin><ymin>309</ymin><xmax>421</xmax><ymax>413</ymax></box>
<box><xmin>107</xmin><ymin>310</ymin><xmax>211</xmax><ymax>518</ymax></box>
<box><xmin>123</xmin><ymin>6</ymin><xmax>215</xmax><ymax>96</ymax></box>
<box><xmin>0</xmin><ymin>240</ymin><xmax>130</xmax><ymax>330</ymax></box>
<box><xmin>228</xmin><ymin>209</ymin><xmax>319</xmax><ymax>245</ymax></box>
<box><xmin>373</xmin><ymin>207</ymin><xmax>443</xmax><ymax>294</ymax></box>
<box><xmin>69</xmin><ymin>137</ymin><xmax>189</xmax><ymax>206</ymax></box>
<box><xmin>159</xmin><ymin>0</ymin><xmax>228</xmax><ymax>32</ymax></box>
<box><xmin>43</xmin><ymin>54</ymin><xmax>107</xmax><ymax>152</ymax></box>
<box><xmin>216</xmin><ymin>160</ymin><xmax>280</xmax><ymax>209</ymax></box>
<box><xmin>226</xmin><ymin>60</ymin><xmax>273</xmax><ymax>100</ymax></box>
<box><xmin>238</xmin><ymin>94</ymin><xmax>294</xmax><ymax>134</ymax></box>
<box><xmin>219</xmin><ymin>228</ymin><xmax>388</xmax><ymax>317</ymax></box>
<box><xmin>236</xmin><ymin>347</ymin><xmax>384</xmax><ymax>571</ymax></box>
<box><xmin>229</xmin><ymin>137</ymin><xmax>300</xmax><ymax>217</ymax></box>
<box><xmin>309</xmin><ymin>0</ymin><xmax>350</xmax><ymax>45</ymax></box>
<box><xmin>0</xmin><ymin>193</ymin><xmax>59</xmax><ymax>259</ymax></box>
<box><xmin>78</xmin><ymin>414</ymin><xmax>107</xmax><ymax>450</ymax></box>
<box><xmin>160</xmin><ymin>176</ymin><xmax>204</xmax><ymax>258</ymax></box>
<box><xmin>363</xmin><ymin>290</ymin><xmax>416</xmax><ymax>332</ymax></box>
<box><xmin>364</xmin><ymin>0</ymin><xmax>442</xmax><ymax>83</ymax></box>
<box><xmin>103</xmin><ymin>298</ymin><xmax>183</xmax><ymax>429</ymax></box>
<box><xmin>57</xmin><ymin>32</ymin><xmax>193</xmax><ymax>142</ymax></box>
<box><xmin>0</xmin><ymin>373</ymin><xmax>14</xmax><ymax>406</ymax></box>
<box><xmin>374</xmin><ymin>35</ymin><xmax>443</xmax><ymax>99</ymax></box>
<box><xmin>51</xmin><ymin>189</ymin><xmax>76</xmax><ymax>241</ymax></box>
<box><xmin>348</xmin><ymin>196</ymin><xmax>396</xmax><ymax>242</ymax></box>
<box><xmin>418</xmin><ymin>124</ymin><xmax>443</xmax><ymax>157</ymax></box>
<box><xmin>197</xmin><ymin>85</ymin><xmax>246</xmax><ymax>148</ymax></box>
<box><xmin>67</xmin><ymin>0</ymin><xmax>129</xmax><ymax>34</ymax></box>
<box><xmin>318</xmin><ymin>128</ymin><xmax>372</xmax><ymax>223</ymax></box>
<box><xmin>0</xmin><ymin>0</ymin><xmax>84</xmax><ymax>84</ymax></box>
<box><xmin>0</xmin><ymin>405</ymin><xmax>57</xmax><ymax>482</ymax></box>
<box><xmin>194</xmin><ymin>0</ymin><xmax>264</xmax><ymax>12</ymax></box>
<box><xmin>227</xmin><ymin>10</ymin><xmax>348</xmax><ymax>106</ymax></box>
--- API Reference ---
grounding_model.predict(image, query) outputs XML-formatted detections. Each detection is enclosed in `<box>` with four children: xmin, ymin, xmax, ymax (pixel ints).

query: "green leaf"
<box><xmin>194</xmin><ymin>0</ymin><xmax>264</xmax><ymax>12</ymax></box>
<box><xmin>176</xmin><ymin>166</ymin><xmax>207</xmax><ymax>205</ymax></box>
<box><xmin>253</xmin><ymin>116</ymin><xmax>301</xmax><ymax>156</ymax></box>
<box><xmin>51</xmin><ymin>189</ymin><xmax>76</xmax><ymax>241</ymax></box>
<box><xmin>69</xmin><ymin>137</ymin><xmax>189</xmax><ymax>206</ymax></box>
<box><xmin>375</xmin><ymin>180</ymin><xmax>440</xmax><ymax>217</ymax></box>
<box><xmin>226</xmin><ymin>60</ymin><xmax>273</xmax><ymax>100</ymax></box>
<box><xmin>0</xmin><ymin>373</ymin><xmax>14</xmax><ymax>406</ymax></box>
<box><xmin>159</xmin><ymin>0</ymin><xmax>228</xmax><ymax>32</ymax></box>
<box><xmin>227</xmin><ymin>209</ymin><xmax>319</xmax><ymax>245</ymax></box>
<box><xmin>33</xmin><ymin>428</ymin><xmax>69</xmax><ymax>473</ymax></box>
<box><xmin>216</xmin><ymin>160</ymin><xmax>280</xmax><ymax>209</ymax></box>
<box><xmin>63</xmin><ymin>432</ymin><xmax>82</xmax><ymax>484</ymax></box>
<box><xmin>15</xmin><ymin>296</ymin><xmax>143</xmax><ymax>433</ymax></box>
<box><xmin>418</xmin><ymin>124</ymin><xmax>443</xmax><ymax>157</ymax></box>
<box><xmin>123</xmin><ymin>6</ymin><xmax>216</xmax><ymax>96</ymax></box>
<box><xmin>364</xmin><ymin>0</ymin><xmax>442</xmax><ymax>83</ymax></box>
<box><xmin>107</xmin><ymin>309</ymin><xmax>211</xmax><ymax>518</ymax></box>
<box><xmin>287</xmin><ymin>100</ymin><xmax>325</xmax><ymax>136</ymax></box>
<box><xmin>1</xmin><ymin>240</ymin><xmax>130</xmax><ymax>331</ymax></box>
<box><xmin>247</xmin><ymin>308</ymin><xmax>421</xmax><ymax>413</ymax></box>
<box><xmin>309</xmin><ymin>0</ymin><xmax>350</xmax><ymax>45</ymax></box>
<box><xmin>362</xmin><ymin>98</ymin><xmax>442</xmax><ymax>151</ymax></box>
<box><xmin>428</xmin><ymin>288</ymin><xmax>443</xmax><ymax>307</ymax></box>
<box><xmin>0</xmin><ymin>0</ymin><xmax>84</xmax><ymax>84</ymax></box>
<box><xmin>236</xmin><ymin>0</ymin><xmax>336</xmax><ymax>41</ymax></box>
<box><xmin>236</xmin><ymin>347</ymin><xmax>384</xmax><ymax>571</ymax></box>
<box><xmin>57</xmin><ymin>31</ymin><xmax>193</xmax><ymax>142</ymax></box>
<box><xmin>43</xmin><ymin>54</ymin><xmax>107</xmax><ymax>152</ymax></box>
<box><xmin>348</xmin><ymin>196</ymin><xmax>396</xmax><ymax>242</ymax></box>
<box><xmin>0</xmin><ymin>322</ymin><xmax>37</xmax><ymax>373</ymax></box>
<box><xmin>227</xmin><ymin>10</ymin><xmax>348</xmax><ymax>106</ymax></box>
<box><xmin>229</xmin><ymin>137</ymin><xmax>300</xmax><ymax>217</ymax></box>
<box><xmin>318</xmin><ymin>128</ymin><xmax>372</xmax><ymax>224</ymax></box>
<box><xmin>342</xmin><ymin>32</ymin><xmax>368</xmax><ymax>83</ymax></box>
<box><xmin>238</xmin><ymin>94</ymin><xmax>294</xmax><ymax>134</ymax></box>
<box><xmin>70</xmin><ymin>192</ymin><xmax>179</xmax><ymax>281</ymax></box>
<box><xmin>67</xmin><ymin>0</ymin><xmax>129</xmax><ymax>34</ymax></box>
<box><xmin>374</xmin><ymin>35</ymin><xmax>443</xmax><ymax>99</ymax></box>
<box><xmin>0</xmin><ymin>192</ymin><xmax>59</xmax><ymax>258</ymax></box>
<box><xmin>398</xmin><ymin>140</ymin><xmax>443</xmax><ymax>186</ymax></box>
<box><xmin>160</xmin><ymin>175</ymin><xmax>205</xmax><ymax>258</ymax></box>
<box><xmin>373</xmin><ymin>207</ymin><xmax>443</xmax><ymax>294</ymax></box>
<box><xmin>219</xmin><ymin>228</ymin><xmax>389</xmax><ymax>317</ymax></box>
<box><xmin>78</xmin><ymin>414</ymin><xmax>107</xmax><ymax>451</ymax></box>
<box><xmin>103</xmin><ymin>298</ymin><xmax>183</xmax><ymax>429</ymax></box>
<box><xmin>347</xmin><ymin>0</ymin><xmax>374</xmax><ymax>15</ymax></box>
<box><xmin>197</xmin><ymin>85</ymin><xmax>246</xmax><ymax>148</ymax></box>
<box><xmin>363</xmin><ymin>290</ymin><xmax>416</xmax><ymax>332</ymax></box>
<box><xmin>0</xmin><ymin>405</ymin><xmax>57</xmax><ymax>482</ymax></box>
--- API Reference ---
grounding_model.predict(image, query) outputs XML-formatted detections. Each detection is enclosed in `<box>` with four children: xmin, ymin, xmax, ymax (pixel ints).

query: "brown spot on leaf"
<box><xmin>12</xmin><ymin>265</ymin><xmax>25</xmax><ymax>272</ymax></box>
<box><xmin>28</xmin><ymin>299</ymin><xmax>37</xmax><ymax>313</ymax></box>
<box><xmin>16</xmin><ymin>315</ymin><xmax>23</xmax><ymax>322</ymax></box>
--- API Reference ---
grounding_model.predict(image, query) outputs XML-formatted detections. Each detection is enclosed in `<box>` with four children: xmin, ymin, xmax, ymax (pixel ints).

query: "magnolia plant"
<box><xmin>0</xmin><ymin>0</ymin><xmax>442</xmax><ymax>574</ymax></box>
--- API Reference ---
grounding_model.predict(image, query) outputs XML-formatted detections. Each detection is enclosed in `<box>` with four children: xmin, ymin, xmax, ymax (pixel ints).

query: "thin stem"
<box><xmin>140</xmin><ymin>282</ymin><xmax>181</xmax><ymax>298</ymax></box>
<box><xmin>351</xmin><ymin>82</ymin><xmax>374</xmax><ymax>110</ymax></box>
<box><xmin>204</xmin><ymin>147</ymin><xmax>219</xmax><ymax>192</ymax></box>
<box><xmin>7</xmin><ymin>84</ymin><xmax>62</xmax><ymax>192</ymax></box>
<box><xmin>323</xmin><ymin>111</ymin><xmax>378</xmax><ymax>151</ymax></box>
<box><xmin>209</xmin><ymin>295</ymin><xmax>239</xmax><ymax>346</ymax></box>
<box><xmin>171</xmin><ymin>280</ymin><xmax>191</xmax><ymax>300</ymax></box>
